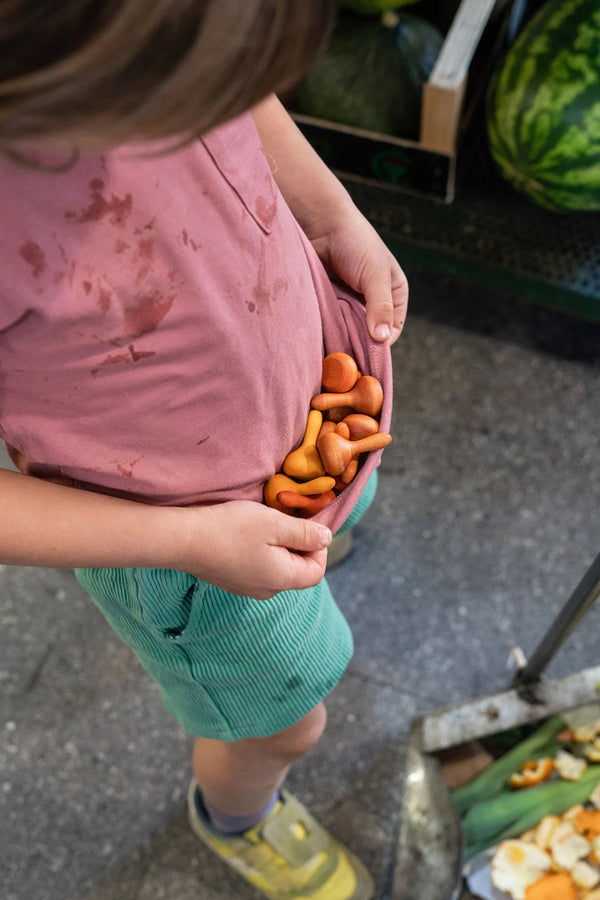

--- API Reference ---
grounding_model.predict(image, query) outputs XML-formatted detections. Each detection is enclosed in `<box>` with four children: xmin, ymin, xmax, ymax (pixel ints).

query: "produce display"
<box><xmin>264</xmin><ymin>353</ymin><xmax>391</xmax><ymax>516</ymax></box>
<box><xmin>457</xmin><ymin>706</ymin><xmax>600</xmax><ymax>900</ymax></box>
<box><xmin>489</xmin><ymin>800</ymin><xmax>600</xmax><ymax>900</ymax></box>
<box><xmin>487</xmin><ymin>0</ymin><xmax>600</xmax><ymax>212</ymax></box>
<box><xmin>294</xmin><ymin>11</ymin><xmax>443</xmax><ymax>140</ymax></box>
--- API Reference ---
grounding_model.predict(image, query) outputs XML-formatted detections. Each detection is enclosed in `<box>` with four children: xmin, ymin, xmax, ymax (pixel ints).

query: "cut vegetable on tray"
<box><xmin>457</xmin><ymin>706</ymin><xmax>600</xmax><ymax>900</ymax></box>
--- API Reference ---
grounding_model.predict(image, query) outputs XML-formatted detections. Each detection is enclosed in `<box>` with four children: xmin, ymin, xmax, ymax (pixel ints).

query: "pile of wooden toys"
<box><xmin>264</xmin><ymin>352</ymin><xmax>392</xmax><ymax>516</ymax></box>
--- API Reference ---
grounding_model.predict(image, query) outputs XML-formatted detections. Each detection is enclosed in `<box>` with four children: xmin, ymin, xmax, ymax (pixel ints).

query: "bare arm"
<box><xmin>252</xmin><ymin>94</ymin><xmax>408</xmax><ymax>345</ymax></box>
<box><xmin>252</xmin><ymin>95</ymin><xmax>355</xmax><ymax>239</ymax></box>
<box><xmin>0</xmin><ymin>468</ymin><xmax>331</xmax><ymax>600</ymax></box>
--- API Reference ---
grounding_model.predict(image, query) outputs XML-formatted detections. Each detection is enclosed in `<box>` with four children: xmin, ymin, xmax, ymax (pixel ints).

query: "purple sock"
<box><xmin>199</xmin><ymin>788</ymin><xmax>279</xmax><ymax>835</ymax></box>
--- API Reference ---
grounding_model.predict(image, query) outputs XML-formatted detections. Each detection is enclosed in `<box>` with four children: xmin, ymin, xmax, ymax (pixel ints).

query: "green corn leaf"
<box><xmin>453</xmin><ymin>716</ymin><xmax>566</xmax><ymax>817</ymax></box>
<box><xmin>462</xmin><ymin>764</ymin><xmax>600</xmax><ymax>856</ymax></box>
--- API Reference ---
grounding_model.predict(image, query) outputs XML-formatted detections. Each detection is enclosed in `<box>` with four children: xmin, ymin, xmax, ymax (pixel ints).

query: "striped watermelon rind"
<box><xmin>486</xmin><ymin>0</ymin><xmax>600</xmax><ymax>212</ymax></box>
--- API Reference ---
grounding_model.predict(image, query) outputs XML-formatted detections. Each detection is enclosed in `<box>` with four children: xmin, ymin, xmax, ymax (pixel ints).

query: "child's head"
<box><xmin>0</xmin><ymin>0</ymin><xmax>335</xmax><ymax>152</ymax></box>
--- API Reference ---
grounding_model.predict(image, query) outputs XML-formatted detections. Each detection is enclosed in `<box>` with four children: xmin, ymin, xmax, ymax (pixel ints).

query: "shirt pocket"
<box><xmin>201</xmin><ymin>113</ymin><xmax>278</xmax><ymax>235</ymax></box>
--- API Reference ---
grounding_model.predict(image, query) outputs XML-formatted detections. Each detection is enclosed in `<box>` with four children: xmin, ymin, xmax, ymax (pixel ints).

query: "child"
<box><xmin>0</xmin><ymin>2</ymin><xmax>408</xmax><ymax>898</ymax></box>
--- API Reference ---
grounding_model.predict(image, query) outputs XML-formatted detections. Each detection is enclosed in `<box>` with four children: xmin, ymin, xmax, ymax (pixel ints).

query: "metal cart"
<box><xmin>392</xmin><ymin>550</ymin><xmax>600</xmax><ymax>899</ymax></box>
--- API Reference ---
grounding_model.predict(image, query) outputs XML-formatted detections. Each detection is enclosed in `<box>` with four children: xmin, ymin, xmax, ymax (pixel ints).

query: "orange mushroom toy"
<box><xmin>283</xmin><ymin>409</ymin><xmax>325</xmax><ymax>480</ymax></box>
<box><xmin>321</xmin><ymin>352</ymin><xmax>359</xmax><ymax>393</ymax></box>
<box><xmin>317</xmin><ymin>430</ymin><xmax>392</xmax><ymax>477</ymax></box>
<box><xmin>311</xmin><ymin>374</ymin><xmax>384</xmax><ymax>418</ymax></box>
<box><xmin>264</xmin><ymin>473</ymin><xmax>335</xmax><ymax>513</ymax></box>
<box><xmin>276</xmin><ymin>490</ymin><xmax>336</xmax><ymax>516</ymax></box>
<box><xmin>342</xmin><ymin>413</ymin><xmax>380</xmax><ymax>441</ymax></box>
<box><xmin>334</xmin><ymin>458</ymin><xmax>358</xmax><ymax>490</ymax></box>
<box><xmin>326</xmin><ymin>406</ymin><xmax>355</xmax><ymax>423</ymax></box>
<box><xmin>318</xmin><ymin>420</ymin><xmax>350</xmax><ymax>441</ymax></box>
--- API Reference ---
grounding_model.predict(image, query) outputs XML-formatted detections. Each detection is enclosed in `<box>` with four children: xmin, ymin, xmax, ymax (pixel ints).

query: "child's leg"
<box><xmin>188</xmin><ymin>698</ymin><xmax>374</xmax><ymax>899</ymax></box>
<box><xmin>193</xmin><ymin>701</ymin><xmax>327</xmax><ymax>818</ymax></box>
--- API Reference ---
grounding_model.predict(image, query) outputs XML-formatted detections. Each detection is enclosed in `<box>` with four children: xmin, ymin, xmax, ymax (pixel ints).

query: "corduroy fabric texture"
<box><xmin>75</xmin><ymin>472</ymin><xmax>377</xmax><ymax>740</ymax></box>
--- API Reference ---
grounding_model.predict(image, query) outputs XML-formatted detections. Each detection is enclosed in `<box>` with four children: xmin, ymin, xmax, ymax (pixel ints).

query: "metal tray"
<box><xmin>392</xmin><ymin>551</ymin><xmax>600</xmax><ymax>900</ymax></box>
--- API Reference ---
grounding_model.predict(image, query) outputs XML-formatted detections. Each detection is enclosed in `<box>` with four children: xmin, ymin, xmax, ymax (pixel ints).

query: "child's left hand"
<box><xmin>308</xmin><ymin>204</ymin><xmax>408</xmax><ymax>346</ymax></box>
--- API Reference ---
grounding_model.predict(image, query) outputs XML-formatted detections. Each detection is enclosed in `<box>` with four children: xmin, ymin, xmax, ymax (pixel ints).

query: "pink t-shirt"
<box><xmin>0</xmin><ymin>113</ymin><xmax>391</xmax><ymax>532</ymax></box>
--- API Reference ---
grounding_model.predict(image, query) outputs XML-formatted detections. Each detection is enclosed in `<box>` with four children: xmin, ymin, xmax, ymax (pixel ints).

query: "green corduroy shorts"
<box><xmin>75</xmin><ymin>473</ymin><xmax>377</xmax><ymax>740</ymax></box>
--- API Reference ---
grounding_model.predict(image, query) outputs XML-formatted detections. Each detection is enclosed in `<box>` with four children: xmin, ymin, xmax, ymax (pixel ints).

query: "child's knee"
<box><xmin>249</xmin><ymin>701</ymin><xmax>327</xmax><ymax>763</ymax></box>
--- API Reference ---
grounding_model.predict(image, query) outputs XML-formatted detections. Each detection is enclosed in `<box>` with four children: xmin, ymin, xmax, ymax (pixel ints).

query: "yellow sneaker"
<box><xmin>187</xmin><ymin>780</ymin><xmax>374</xmax><ymax>900</ymax></box>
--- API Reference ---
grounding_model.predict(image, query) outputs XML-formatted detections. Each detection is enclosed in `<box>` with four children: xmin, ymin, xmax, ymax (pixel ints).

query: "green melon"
<box><xmin>341</xmin><ymin>0</ymin><xmax>420</xmax><ymax>14</ymax></box>
<box><xmin>294</xmin><ymin>12</ymin><xmax>443</xmax><ymax>139</ymax></box>
<box><xmin>487</xmin><ymin>0</ymin><xmax>600</xmax><ymax>212</ymax></box>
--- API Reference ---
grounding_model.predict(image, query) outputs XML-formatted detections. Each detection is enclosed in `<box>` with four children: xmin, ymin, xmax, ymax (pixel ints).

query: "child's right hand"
<box><xmin>180</xmin><ymin>501</ymin><xmax>332</xmax><ymax>600</ymax></box>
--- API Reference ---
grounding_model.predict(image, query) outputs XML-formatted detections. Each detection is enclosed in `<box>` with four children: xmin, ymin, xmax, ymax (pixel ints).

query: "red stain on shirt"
<box><xmin>97</xmin><ymin>286</ymin><xmax>112</xmax><ymax>313</ymax></box>
<box><xmin>99</xmin><ymin>351</ymin><xmax>130</xmax><ymax>367</ymax></box>
<box><xmin>90</xmin><ymin>343</ymin><xmax>155</xmax><ymax>377</ymax></box>
<box><xmin>138</xmin><ymin>238</ymin><xmax>154</xmax><ymax>261</ymax></box>
<box><xmin>18</xmin><ymin>241</ymin><xmax>47</xmax><ymax>278</ymax></box>
<box><xmin>115</xmin><ymin>456</ymin><xmax>143</xmax><ymax>478</ymax></box>
<box><xmin>123</xmin><ymin>290</ymin><xmax>175</xmax><ymax>338</ymax></box>
<box><xmin>65</xmin><ymin>179</ymin><xmax>133</xmax><ymax>225</ymax></box>
<box><xmin>255</xmin><ymin>195</ymin><xmax>277</xmax><ymax>229</ymax></box>
<box><xmin>182</xmin><ymin>230</ymin><xmax>199</xmax><ymax>252</ymax></box>
<box><xmin>128</xmin><ymin>344</ymin><xmax>156</xmax><ymax>362</ymax></box>
<box><xmin>253</xmin><ymin>243</ymin><xmax>271</xmax><ymax>313</ymax></box>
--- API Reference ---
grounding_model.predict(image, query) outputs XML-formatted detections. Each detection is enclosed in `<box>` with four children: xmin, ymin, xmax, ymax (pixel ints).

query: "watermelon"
<box><xmin>341</xmin><ymin>0</ymin><xmax>420</xmax><ymax>14</ymax></box>
<box><xmin>487</xmin><ymin>0</ymin><xmax>600</xmax><ymax>212</ymax></box>
<box><xmin>294</xmin><ymin>12</ymin><xmax>443</xmax><ymax>139</ymax></box>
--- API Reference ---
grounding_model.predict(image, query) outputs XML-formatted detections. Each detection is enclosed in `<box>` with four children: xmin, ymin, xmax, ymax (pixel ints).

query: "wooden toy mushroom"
<box><xmin>276</xmin><ymin>490</ymin><xmax>336</xmax><ymax>516</ymax></box>
<box><xmin>283</xmin><ymin>409</ymin><xmax>325</xmax><ymax>480</ymax></box>
<box><xmin>327</xmin><ymin>406</ymin><xmax>354</xmax><ymax>423</ymax></box>
<box><xmin>342</xmin><ymin>413</ymin><xmax>380</xmax><ymax>441</ymax></box>
<box><xmin>318</xmin><ymin>420</ymin><xmax>336</xmax><ymax>439</ymax></box>
<box><xmin>316</xmin><ymin>430</ymin><xmax>392</xmax><ymax>477</ymax></box>
<box><xmin>334</xmin><ymin>458</ymin><xmax>358</xmax><ymax>491</ymax></box>
<box><xmin>311</xmin><ymin>375</ymin><xmax>384</xmax><ymax>417</ymax></box>
<box><xmin>318</xmin><ymin>421</ymin><xmax>350</xmax><ymax>441</ymax></box>
<box><xmin>321</xmin><ymin>352</ymin><xmax>358</xmax><ymax>393</ymax></box>
<box><xmin>264</xmin><ymin>473</ymin><xmax>336</xmax><ymax>513</ymax></box>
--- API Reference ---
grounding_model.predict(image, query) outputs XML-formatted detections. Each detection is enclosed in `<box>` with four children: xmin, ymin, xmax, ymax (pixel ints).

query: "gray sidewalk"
<box><xmin>2</xmin><ymin>269</ymin><xmax>600</xmax><ymax>900</ymax></box>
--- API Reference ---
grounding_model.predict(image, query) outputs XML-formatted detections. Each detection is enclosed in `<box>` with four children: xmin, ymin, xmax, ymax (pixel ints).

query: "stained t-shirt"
<box><xmin>0</xmin><ymin>113</ymin><xmax>391</xmax><ymax>532</ymax></box>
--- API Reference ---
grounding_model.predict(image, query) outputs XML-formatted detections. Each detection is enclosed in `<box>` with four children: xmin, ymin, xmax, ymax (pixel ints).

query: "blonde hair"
<box><xmin>0</xmin><ymin>0</ymin><xmax>335</xmax><ymax>151</ymax></box>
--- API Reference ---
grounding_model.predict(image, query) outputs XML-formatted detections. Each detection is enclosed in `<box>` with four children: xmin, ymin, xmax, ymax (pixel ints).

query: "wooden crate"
<box><xmin>290</xmin><ymin>0</ymin><xmax>515</xmax><ymax>203</ymax></box>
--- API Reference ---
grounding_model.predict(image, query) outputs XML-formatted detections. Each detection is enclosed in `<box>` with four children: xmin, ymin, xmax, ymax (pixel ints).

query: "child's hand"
<box><xmin>308</xmin><ymin>204</ymin><xmax>408</xmax><ymax>346</ymax></box>
<box><xmin>181</xmin><ymin>501</ymin><xmax>331</xmax><ymax>600</ymax></box>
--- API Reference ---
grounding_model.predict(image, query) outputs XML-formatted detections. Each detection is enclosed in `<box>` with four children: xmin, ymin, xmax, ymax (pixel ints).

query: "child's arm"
<box><xmin>0</xmin><ymin>468</ymin><xmax>330</xmax><ymax>600</ymax></box>
<box><xmin>252</xmin><ymin>94</ymin><xmax>408</xmax><ymax>346</ymax></box>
